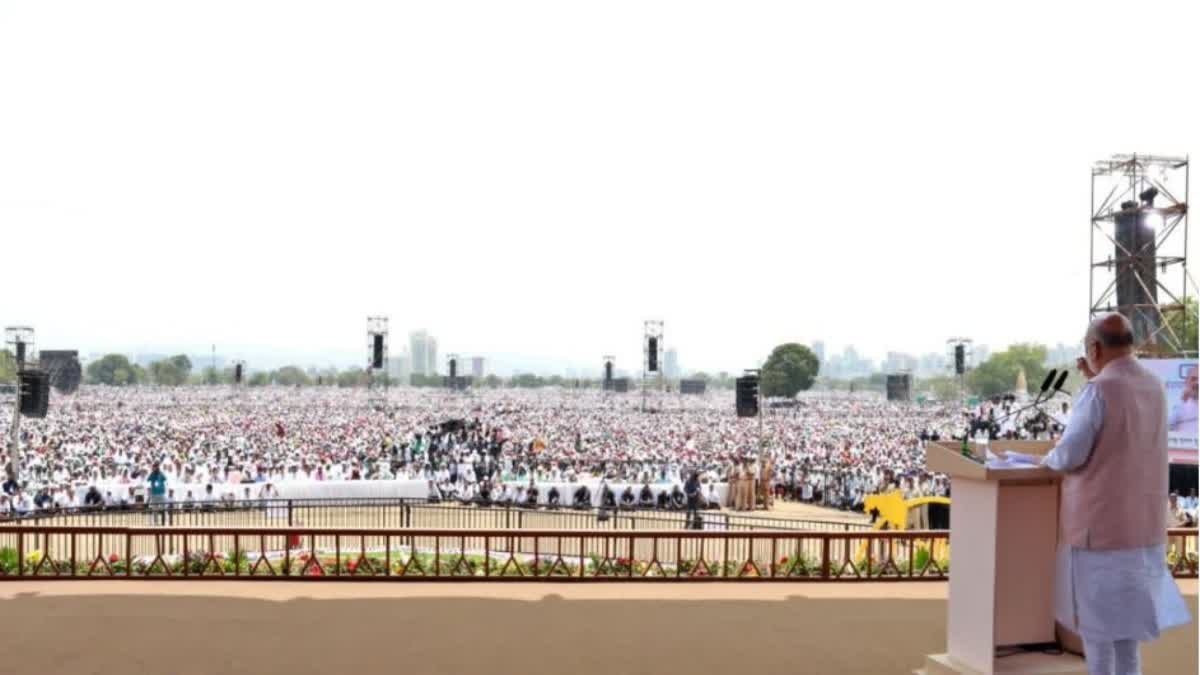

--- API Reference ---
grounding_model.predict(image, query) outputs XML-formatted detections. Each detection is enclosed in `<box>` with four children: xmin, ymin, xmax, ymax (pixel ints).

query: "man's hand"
<box><xmin>1075</xmin><ymin>357</ymin><xmax>1096</xmax><ymax>381</ymax></box>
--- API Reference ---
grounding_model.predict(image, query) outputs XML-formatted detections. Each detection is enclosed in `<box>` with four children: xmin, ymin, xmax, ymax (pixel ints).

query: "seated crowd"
<box><xmin>0</xmin><ymin>385</ymin><xmax>1085</xmax><ymax>520</ymax></box>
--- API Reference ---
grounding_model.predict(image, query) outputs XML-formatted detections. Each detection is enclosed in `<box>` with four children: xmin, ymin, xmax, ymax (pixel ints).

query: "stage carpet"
<box><xmin>0</xmin><ymin>580</ymin><xmax>1194</xmax><ymax>674</ymax></box>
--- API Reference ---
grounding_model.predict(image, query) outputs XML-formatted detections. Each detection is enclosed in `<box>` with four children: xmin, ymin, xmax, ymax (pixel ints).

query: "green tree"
<box><xmin>87</xmin><ymin>354</ymin><xmax>142</xmax><ymax>386</ymax></box>
<box><xmin>248</xmin><ymin>371</ymin><xmax>272</xmax><ymax>386</ymax></box>
<box><xmin>1164</xmin><ymin>296</ymin><xmax>1199</xmax><ymax>354</ymax></box>
<box><xmin>0</xmin><ymin>349</ymin><xmax>15</xmax><ymax>384</ymax></box>
<box><xmin>918</xmin><ymin>375</ymin><xmax>962</xmax><ymax>402</ymax></box>
<box><xmin>760</xmin><ymin>343</ymin><xmax>820</xmax><ymax>398</ymax></box>
<box><xmin>199</xmin><ymin>366</ymin><xmax>221</xmax><ymax>385</ymax></box>
<box><xmin>968</xmin><ymin>343</ymin><xmax>1049</xmax><ymax>398</ymax></box>
<box><xmin>275</xmin><ymin>366</ymin><xmax>312</xmax><ymax>386</ymax></box>
<box><xmin>169</xmin><ymin>354</ymin><xmax>192</xmax><ymax>377</ymax></box>
<box><xmin>336</xmin><ymin>368</ymin><xmax>368</xmax><ymax>387</ymax></box>
<box><xmin>149</xmin><ymin>356</ymin><xmax>191</xmax><ymax>386</ymax></box>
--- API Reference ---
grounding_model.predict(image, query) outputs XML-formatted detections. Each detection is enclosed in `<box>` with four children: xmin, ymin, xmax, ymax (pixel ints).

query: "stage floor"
<box><xmin>0</xmin><ymin>580</ymin><xmax>1194</xmax><ymax>674</ymax></box>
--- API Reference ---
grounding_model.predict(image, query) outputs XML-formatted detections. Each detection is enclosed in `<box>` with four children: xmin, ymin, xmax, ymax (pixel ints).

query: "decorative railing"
<box><xmin>0</xmin><ymin>526</ymin><xmax>1194</xmax><ymax>581</ymax></box>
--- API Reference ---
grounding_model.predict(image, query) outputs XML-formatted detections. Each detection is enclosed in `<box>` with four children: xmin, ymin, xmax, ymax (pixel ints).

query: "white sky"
<box><xmin>1</xmin><ymin>0</ymin><xmax>1197</xmax><ymax>373</ymax></box>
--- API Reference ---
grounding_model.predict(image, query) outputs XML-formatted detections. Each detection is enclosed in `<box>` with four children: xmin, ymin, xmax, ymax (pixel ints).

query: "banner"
<box><xmin>1144</xmin><ymin>359</ymin><xmax>1198</xmax><ymax>455</ymax></box>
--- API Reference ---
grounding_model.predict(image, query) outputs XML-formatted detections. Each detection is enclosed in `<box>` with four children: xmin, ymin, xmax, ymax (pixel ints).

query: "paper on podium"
<box><xmin>984</xmin><ymin>449</ymin><xmax>1042</xmax><ymax>470</ymax></box>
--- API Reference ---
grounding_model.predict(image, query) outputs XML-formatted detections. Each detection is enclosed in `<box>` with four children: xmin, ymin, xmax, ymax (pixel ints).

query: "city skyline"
<box><xmin>64</xmin><ymin>334</ymin><xmax>1079</xmax><ymax>379</ymax></box>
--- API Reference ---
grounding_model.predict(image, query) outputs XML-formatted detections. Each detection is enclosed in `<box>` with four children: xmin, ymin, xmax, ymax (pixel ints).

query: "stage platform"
<box><xmin>0</xmin><ymin>580</ymin><xmax>1193</xmax><ymax>674</ymax></box>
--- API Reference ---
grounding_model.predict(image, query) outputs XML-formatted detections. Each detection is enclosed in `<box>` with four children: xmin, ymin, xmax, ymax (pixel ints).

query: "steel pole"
<box><xmin>8</xmin><ymin>343</ymin><xmax>23</xmax><ymax>483</ymax></box>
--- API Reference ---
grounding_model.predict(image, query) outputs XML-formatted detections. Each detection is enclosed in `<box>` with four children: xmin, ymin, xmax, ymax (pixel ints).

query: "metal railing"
<box><xmin>0</xmin><ymin>525</ymin><xmax>1194</xmax><ymax>581</ymax></box>
<box><xmin>2</xmin><ymin>498</ymin><xmax>873</xmax><ymax>534</ymax></box>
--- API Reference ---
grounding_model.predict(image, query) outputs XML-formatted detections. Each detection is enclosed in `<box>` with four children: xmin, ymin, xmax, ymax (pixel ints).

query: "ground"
<box><xmin>0</xmin><ymin>580</ymin><xmax>1193</xmax><ymax>675</ymax></box>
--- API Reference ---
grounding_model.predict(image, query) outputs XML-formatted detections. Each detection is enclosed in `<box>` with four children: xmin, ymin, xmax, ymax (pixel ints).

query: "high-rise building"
<box><xmin>884</xmin><ymin>351</ymin><xmax>918</xmax><ymax>373</ymax></box>
<box><xmin>426</xmin><ymin>337</ymin><xmax>438</xmax><ymax>376</ymax></box>
<box><xmin>1046</xmin><ymin>343</ymin><xmax>1076</xmax><ymax>367</ymax></box>
<box><xmin>408</xmin><ymin>330</ymin><xmax>440</xmax><ymax>377</ymax></box>
<box><xmin>388</xmin><ymin>350</ymin><xmax>411</xmax><ymax>383</ymax></box>
<box><xmin>471</xmin><ymin>357</ymin><xmax>485</xmax><ymax>378</ymax></box>
<box><xmin>918</xmin><ymin>352</ymin><xmax>946</xmax><ymax>377</ymax></box>
<box><xmin>812</xmin><ymin>341</ymin><xmax>825</xmax><ymax>363</ymax></box>
<box><xmin>664</xmin><ymin>348</ymin><xmax>679</xmax><ymax>379</ymax></box>
<box><xmin>409</xmin><ymin>331</ymin><xmax>429</xmax><ymax>376</ymax></box>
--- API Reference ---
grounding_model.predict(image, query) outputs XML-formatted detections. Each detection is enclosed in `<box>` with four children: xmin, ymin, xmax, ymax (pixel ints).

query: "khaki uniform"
<box><xmin>759</xmin><ymin>458</ymin><xmax>774</xmax><ymax>510</ymax></box>
<box><xmin>737</xmin><ymin>465</ymin><xmax>754</xmax><ymax>511</ymax></box>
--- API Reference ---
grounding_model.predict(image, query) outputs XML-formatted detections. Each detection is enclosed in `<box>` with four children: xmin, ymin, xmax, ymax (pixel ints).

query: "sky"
<box><xmin>1</xmin><ymin>1</ymin><xmax>1197</xmax><ymax>374</ymax></box>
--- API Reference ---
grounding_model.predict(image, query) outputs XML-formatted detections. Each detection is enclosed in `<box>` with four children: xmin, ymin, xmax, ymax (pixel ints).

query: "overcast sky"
<box><xmin>1</xmin><ymin>1</ymin><xmax>1197</xmax><ymax>373</ymax></box>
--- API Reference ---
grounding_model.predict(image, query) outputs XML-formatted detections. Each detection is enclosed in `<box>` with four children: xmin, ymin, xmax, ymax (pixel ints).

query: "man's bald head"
<box><xmin>1083</xmin><ymin>312</ymin><xmax>1135</xmax><ymax>374</ymax></box>
<box><xmin>1087</xmin><ymin>313</ymin><xmax>1135</xmax><ymax>349</ymax></box>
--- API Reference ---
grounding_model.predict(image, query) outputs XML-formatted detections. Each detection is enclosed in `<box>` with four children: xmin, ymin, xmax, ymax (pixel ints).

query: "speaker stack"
<box><xmin>735</xmin><ymin>375</ymin><xmax>759</xmax><ymax>417</ymax></box>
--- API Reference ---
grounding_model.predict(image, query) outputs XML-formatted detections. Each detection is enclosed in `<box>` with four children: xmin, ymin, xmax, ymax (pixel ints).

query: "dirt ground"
<box><xmin>0</xmin><ymin>580</ymin><xmax>1193</xmax><ymax>675</ymax></box>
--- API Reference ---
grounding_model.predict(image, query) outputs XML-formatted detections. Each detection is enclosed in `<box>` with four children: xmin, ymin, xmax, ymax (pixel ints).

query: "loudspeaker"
<box><xmin>886</xmin><ymin>374</ymin><xmax>911</xmax><ymax>402</ymax></box>
<box><xmin>735</xmin><ymin>375</ymin><xmax>758</xmax><ymax>417</ymax></box>
<box><xmin>680</xmin><ymin>379</ymin><xmax>706</xmax><ymax>395</ymax></box>
<box><xmin>38</xmin><ymin>350</ymin><xmax>82</xmax><ymax>395</ymax></box>
<box><xmin>604</xmin><ymin>361</ymin><xmax>613</xmax><ymax>383</ymax></box>
<box><xmin>647</xmin><ymin>337</ymin><xmax>658</xmax><ymax>372</ymax></box>
<box><xmin>449</xmin><ymin>359</ymin><xmax>457</xmax><ymax>379</ymax></box>
<box><xmin>371</xmin><ymin>335</ymin><xmax>384</xmax><ymax>369</ymax></box>
<box><xmin>954</xmin><ymin>345</ymin><xmax>965</xmax><ymax>375</ymax></box>
<box><xmin>19</xmin><ymin>369</ymin><xmax>50</xmax><ymax>418</ymax></box>
<box><xmin>234</xmin><ymin>363</ymin><xmax>243</xmax><ymax>384</ymax></box>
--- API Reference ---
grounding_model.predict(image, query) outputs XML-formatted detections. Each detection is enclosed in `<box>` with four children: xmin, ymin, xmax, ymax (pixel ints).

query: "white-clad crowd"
<box><xmin>1</xmin><ymin>385</ymin><xmax>1044</xmax><ymax>517</ymax></box>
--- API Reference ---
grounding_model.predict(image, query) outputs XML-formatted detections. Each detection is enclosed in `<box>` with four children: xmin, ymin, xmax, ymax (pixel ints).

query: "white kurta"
<box><xmin>1041</xmin><ymin>383</ymin><xmax>1191</xmax><ymax>642</ymax></box>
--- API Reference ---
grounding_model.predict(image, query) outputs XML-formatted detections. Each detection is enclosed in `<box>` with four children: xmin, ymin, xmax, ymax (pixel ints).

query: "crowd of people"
<box><xmin>0</xmin><ymin>385</ymin><xmax>1072</xmax><ymax>519</ymax></box>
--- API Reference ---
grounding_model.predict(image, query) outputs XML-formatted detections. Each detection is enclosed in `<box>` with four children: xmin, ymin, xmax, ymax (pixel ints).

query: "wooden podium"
<box><xmin>915</xmin><ymin>441</ymin><xmax>1087</xmax><ymax>675</ymax></box>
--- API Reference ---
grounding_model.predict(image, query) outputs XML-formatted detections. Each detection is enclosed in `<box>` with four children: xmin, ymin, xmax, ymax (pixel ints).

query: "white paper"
<box><xmin>984</xmin><ymin>449</ymin><xmax>1041</xmax><ymax>470</ymax></box>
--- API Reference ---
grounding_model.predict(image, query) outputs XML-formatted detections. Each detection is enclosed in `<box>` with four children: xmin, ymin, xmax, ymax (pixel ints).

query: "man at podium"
<box><xmin>1021</xmin><ymin>314</ymin><xmax>1191</xmax><ymax>674</ymax></box>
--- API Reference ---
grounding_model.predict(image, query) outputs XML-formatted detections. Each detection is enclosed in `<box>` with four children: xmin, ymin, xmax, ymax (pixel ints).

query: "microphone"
<box><xmin>988</xmin><ymin>370</ymin><xmax>1059</xmax><ymax>430</ymax></box>
<box><xmin>1044</xmin><ymin>370</ymin><xmax>1074</xmax><ymax>400</ymax></box>
<box><xmin>1053</xmin><ymin>370</ymin><xmax>1069</xmax><ymax>394</ymax></box>
<box><xmin>1035</xmin><ymin>369</ymin><xmax>1057</xmax><ymax>403</ymax></box>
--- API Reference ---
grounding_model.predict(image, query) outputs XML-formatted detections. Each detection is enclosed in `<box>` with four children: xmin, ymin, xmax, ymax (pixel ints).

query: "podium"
<box><xmin>915</xmin><ymin>441</ymin><xmax>1087</xmax><ymax>675</ymax></box>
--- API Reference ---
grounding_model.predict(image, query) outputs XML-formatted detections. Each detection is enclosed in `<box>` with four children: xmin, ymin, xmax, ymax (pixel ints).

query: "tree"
<box><xmin>248</xmin><ymin>371</ymin><xmax>271</xmax><ymax>387</ymax></box>
<box><xmin>0</xmin><ymin>349</ymin><xmax>14</xmax><ymax>384</ymax></box>
<box><xmin>169</xmin><ymin>354</ymin><xmax>192</xmax><ymax>377</ymax></box>
<box><xmin>275</xmin><ymin>366</ymin><xmax>312</xmax><ymax>386</ymax></box>
<box><xmin>1164</xmin><ymin>296</ymin><xmax>1199</xmax><ymax>354</ymax></box>
<box><xmin>967</xmin><ymin>343</ymin><xmax>1049</xmax><ymax>398</ymax></box>
<box><xmin>918</xmin><ymin>375</ymin><xmax>961</xmax><ymax>401</ymax></box>
<box><xmin>149</xmin><ymin>355</ymin><xmax>191</xmax><ymax>386</ymax></box>
<box><xmin>337</xmin><ymin>368</ymin><xmax>368</xmax><ymax>387</ymax></box>
<box><xmin>87</xmin><ymin>354</ymin><xmax>142</xmax><ymax>386</ymax></box>
<box><xmin>760</xmin><ymin>343</ymin><xmax>820</xmax><ymax>398</ymax></box>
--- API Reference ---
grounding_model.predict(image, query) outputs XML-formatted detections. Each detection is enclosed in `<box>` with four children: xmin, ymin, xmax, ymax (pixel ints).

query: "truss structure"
<box><xmin>366</xmin><ymin>316</ymin><xmax>389</xmax><ymax>409</ymax></box>
<box><xmin>642</xmin><ymin>320</ymin><xmax>664</xmax><ymax>412</ymax></box>
<box><xmin>1090</xmin><ymin>154</ymin><xmax>1191</xmax><ymax>355</ymax></box>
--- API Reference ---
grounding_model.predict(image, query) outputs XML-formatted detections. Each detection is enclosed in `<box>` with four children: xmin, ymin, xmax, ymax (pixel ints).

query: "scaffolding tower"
<box><xmin>642</xmin><ymin>320</ymin><xmax>664</xmax><ymax>412</ymax></box>
<box><xmin>366</xmin><ymin>316</ymin><xmax>389</xmax><ymax>409</ymax></box>
<box><xmin>1090</xmin><ymin>154</ymin><xmax>1192</xmax><ymax>356</ymax></box>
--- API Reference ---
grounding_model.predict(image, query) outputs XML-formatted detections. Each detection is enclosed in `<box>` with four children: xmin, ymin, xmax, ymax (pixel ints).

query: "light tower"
<box><xmin>642</xmin><ymin>320</ymin><xmax>664</xmax><ymax>412</ymax></box>
<box><xmin>366</xmin><ymin>317</ymin><xmax>389</xmax><ymax>409</ymax></box>
<box><xmin>5</xmin><ymin>326</ymin><xmax>35</xmax><ymax>482</ymax></box>
<box><xmin>1090</xmin><ymin>154</ymin><xmax>1191</xmax><ymax>355</ymax></box>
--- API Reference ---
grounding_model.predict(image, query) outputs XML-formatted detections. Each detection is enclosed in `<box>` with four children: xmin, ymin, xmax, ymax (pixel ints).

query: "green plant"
<box><xmin>0</xmin><ymin>547</ymin><xmax>20</xmax><ymax>575</ymax></box>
